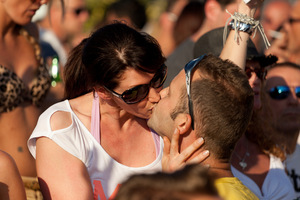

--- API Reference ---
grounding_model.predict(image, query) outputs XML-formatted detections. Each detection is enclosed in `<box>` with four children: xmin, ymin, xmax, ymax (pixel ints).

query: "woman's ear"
<box><xmin>95</xmin><ymin>87</ymin><xmax>112</xmax><ymax>100</ymax></box>
<box><xmin>174</xmin><ymin>113</ymin><xmax>192</xmax><ymax>135</ymax></box>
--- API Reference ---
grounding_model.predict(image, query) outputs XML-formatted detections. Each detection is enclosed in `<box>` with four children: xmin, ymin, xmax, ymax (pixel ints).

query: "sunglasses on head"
<box><xmin>268</xmin><ymin>85</ymin><xmax>300</xmax><ymax>100</ymax></box>
<box><xmin>184</xmin><ymin>54</ymin><xmax>206</xmax><ymax>130</ymax></box>
<box><xmin>245</xmin><ymin>67</ymin><xmax>266</xmax><ymax>80</ymax></box>
<box><xmin>104</xmin><ymin>64</ymin><xmax>167</xmax><ymax>104</ymax></box>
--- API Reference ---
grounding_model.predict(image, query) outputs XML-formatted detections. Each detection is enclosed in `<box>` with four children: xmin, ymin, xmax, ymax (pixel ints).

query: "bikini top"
<box><xmin>0</xmin><ymin>29</ymin><xmax>51</xmax><ymax>113</ymax></box>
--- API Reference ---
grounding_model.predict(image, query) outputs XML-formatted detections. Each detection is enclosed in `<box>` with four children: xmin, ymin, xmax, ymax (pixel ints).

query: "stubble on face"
<box><xmin>148</xmin><ymin>71</ymin><xmax>186</xmax><ymax>139</ymax></box>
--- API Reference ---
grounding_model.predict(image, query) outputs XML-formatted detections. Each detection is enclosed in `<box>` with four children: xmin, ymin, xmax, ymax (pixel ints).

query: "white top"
<box><xmin>285</xmin><ymin>132</ymin><xmax>300</xmax><ymax>199</ymax></box>
<box><xmin>231</xmin><ymin>154</ymin><xmax>296</xmax><ymax>200</ymax></box>
<box><xmin>28</xmin><ymin>100</ymin><xmax>163</xmax><ymax>199</ymax></box>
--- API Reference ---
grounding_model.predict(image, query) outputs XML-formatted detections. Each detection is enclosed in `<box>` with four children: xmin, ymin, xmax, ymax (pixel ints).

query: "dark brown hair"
<box><xmin>63</xmin><ymin>38</ymin><xmax>91</xmax><ymax>99</ymax></box>
<box><xmin>114</xmin><ymin>164</ymin><xmax>219</xmax><ymax>200</ymax></box>
<box><xmin>82</xmin><ymin>22</ymin><xmax>166</xmax><ymax>91</ymax></box>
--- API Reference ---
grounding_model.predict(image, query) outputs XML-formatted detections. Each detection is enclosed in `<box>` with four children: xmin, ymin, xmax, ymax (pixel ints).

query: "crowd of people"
<box><xmin>0</xmin><ymin>0</ymin><xmax>299</xmax><ymax>199</ymax></box>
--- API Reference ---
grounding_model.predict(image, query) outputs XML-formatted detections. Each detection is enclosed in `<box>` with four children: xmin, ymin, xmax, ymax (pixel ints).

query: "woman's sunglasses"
<box><xmin>245</xmin><ymin>67</ymin><xmax>266</xmax><ymax>80</ymax></box>
<box><xmin>104</xmin><ymin>65</ymin><xmax>167</xmax><ymax>104</ymax></box>
<box><xmin>268</xmin><ymin>85</ymin><xmax>300</xmax><ymax>100</ymax></box>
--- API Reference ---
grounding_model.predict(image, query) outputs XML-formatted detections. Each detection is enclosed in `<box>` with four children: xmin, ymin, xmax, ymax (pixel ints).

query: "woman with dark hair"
<box><xmin>28</xmin><ymin>23</ymin><xmax>207</xmax><ymax>199</ymax></box>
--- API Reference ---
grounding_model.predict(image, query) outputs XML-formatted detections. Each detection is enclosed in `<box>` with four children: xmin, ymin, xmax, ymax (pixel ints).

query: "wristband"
<box><xmin>229</xmin><ymin>20</ymin><xmax>254</xmax><ymax>34</ymax></box>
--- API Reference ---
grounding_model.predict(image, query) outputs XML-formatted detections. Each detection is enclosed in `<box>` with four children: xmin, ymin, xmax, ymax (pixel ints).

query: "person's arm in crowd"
<box><xmin>220</xmin><ymin>0</ymin><xmax>262</xmax><ymax>69</ymax></box>
<box><xmin>0</xmin><ymin>151</ymin><xmax>26</xmax><ymax>200</ymax></box>
<box><xmin>36</xmin><ymin>112</ymin><xmax>93</xmax><ymax>200</ymax></box>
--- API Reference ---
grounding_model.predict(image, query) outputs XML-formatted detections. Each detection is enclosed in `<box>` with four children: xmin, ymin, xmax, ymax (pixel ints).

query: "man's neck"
<box><xmin>203</xmin><ymin>157</ymin><xmax>233</xmax><ymax>179</ymax></box>
<box><xmin>184</xmin><ymin>146</ymin><xmax>233</xmax><ymax>179</ymax></box>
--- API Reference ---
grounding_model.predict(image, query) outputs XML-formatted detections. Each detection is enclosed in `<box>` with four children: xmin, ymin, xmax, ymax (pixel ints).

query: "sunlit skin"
<box><xmin>147</xmin><ymin>70</ymin><xmax>187</xmax><ymax>140</ymax></box>
<box><xmin>284</xmin><ymin>0</ymin><xmax>300</xmax><ymax>54</ymax></box>
<box><xmin>261</xmin><ymin>0</ymin><xmax>291</xmax><ymax>41</ymax></box>
<box><xmin>1</xmin><ymin>0</ymin><xmax>48</xmax><ymax>25</ymax></box>
<box><xmin>0</xmin><ymin>0</ymin><xmax>49</xmax><ymax>177</ymax></box>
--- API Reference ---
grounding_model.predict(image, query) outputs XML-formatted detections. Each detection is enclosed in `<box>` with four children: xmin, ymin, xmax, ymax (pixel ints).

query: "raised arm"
<box><xmin>220</xmin><ymin>0</ymin><xmax>264</xmax><ymax>69</ymax></box>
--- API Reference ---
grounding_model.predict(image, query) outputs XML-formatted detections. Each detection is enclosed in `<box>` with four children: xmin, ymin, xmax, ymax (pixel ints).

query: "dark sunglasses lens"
<box><xmin>122</xmin><ymin>85</ymin><xmax>149</xmax><ymax>103</ymax></box>
<box><xmin>151</xmin><ymin>66</ymin><xmax>167</xmax><ymax>88</ymax></box>
<box><xmin>269</xmin><ymin>86</ymin><xmax>290</xmax><ymax>100</ymax></box>
<box><xmin>296</xmin><ymin>87</ymin><xmax>300</xmax><ymax>98</ymax></box>
<box><xmin>245</xmin><ymin>68</ymin><xmax>252</xmax><ymax>79</ymax></box>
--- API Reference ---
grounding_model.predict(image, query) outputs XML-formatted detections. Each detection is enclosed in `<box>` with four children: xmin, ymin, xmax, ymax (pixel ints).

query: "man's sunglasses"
<box><xmin>268</xmin><ymin>85</ymin><xmax>300</xmax><ymax>100</ymax></box>
<box><xmin>184</xmin><ymin>54</ymin><xmax>206</xmax><ymax>130</ymax></box>
<box><xmin>245</xmin><ymin>67</ymin><xmax>266</xmax><ymax>80</ymax></box>
<box><xmin>104</xmin><ymin>64</ymin><xmax>167</xmax><ymax>104</ymax></box>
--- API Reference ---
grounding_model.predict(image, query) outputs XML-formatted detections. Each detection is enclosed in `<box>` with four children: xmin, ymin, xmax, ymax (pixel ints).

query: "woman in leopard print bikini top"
<box><xmin>0</xmin><ymin>29</ymin><xmax>51</xmax><ymax>113</ymax></box>
<box><xmin>0</xmin><ymin>0</ymin><xmax>51</xmax><ymax>199</ymax></box>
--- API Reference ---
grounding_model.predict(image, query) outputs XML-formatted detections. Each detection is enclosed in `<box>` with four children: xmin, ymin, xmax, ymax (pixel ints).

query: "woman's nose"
<box><xmin>148</xmin><ymin>87</ymin><xmax>161</xmax><ymax>103</ymax></box>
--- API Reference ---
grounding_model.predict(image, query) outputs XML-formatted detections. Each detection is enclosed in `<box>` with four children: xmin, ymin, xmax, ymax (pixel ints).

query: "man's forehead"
<box><xmin>170</xmin><ymin>70</ymin><xmax>186</xmax><ymax>89</ymax></box>
<box><xmin>266</xmin><ymin>66</ymin><xmax>300</xmax><ymax>86</ymax></box>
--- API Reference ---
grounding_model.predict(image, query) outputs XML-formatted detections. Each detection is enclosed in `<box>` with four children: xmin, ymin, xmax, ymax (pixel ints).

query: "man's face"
<box><xmin>284</xmin><ymin>0</ymin><xmax>300</xmax><ymax>53</ymax></box>
<box><xmin>148</xmin><ymin>70</ymin><xmax>186</xmax><ymax>139</ymax></box>
<box><xmin>265</xmin><ymin>66</ymin><xmax>300</xmax><ymax>133</ymax></box>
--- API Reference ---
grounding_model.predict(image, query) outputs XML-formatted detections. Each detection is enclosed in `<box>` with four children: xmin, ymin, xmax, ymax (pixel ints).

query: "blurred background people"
<box><xmin>283</xmin><ymin>0</ymin><xmax>300</xmax><ymax>64</ymax></box>
<box><xmin>264</xmin><ymin>62</ymin><xmax>300</xmax><ymax>197</ymax></box>
<box><xmin>257</xmin><ymin>0</ymin><xmax>291</xmax><ymax>53</ymax></box>
<box><xmin>265</xmin><ymin>0</ymin><xmax>300</xmax><ymax>64</ymax></box>
<box><xmin>34</xmin><ymin>0</ymin><xmax>89</xmax><ymax>67</ymax></box>
<box><xmin>99</xmin><ymin>0</ymin><xmax>147</xmax><ymax>31</ymax></box>
<box><xmin>147</xmin><ymin>0</ymin><xmax>189</xmax><ymax>57</ymax></box>
<box><xmin>115</xmin><ymin>164</ymin><xmax>223</xmax><ymax>200</ymax></box>
<box><xmin>165</xmin><ymin>0</ymin><xmax>239</xmax><ymax>86</ymax></box>
<box><xmin>172</xmin><ymin>1</ymin><xmax>205</xmax><ymax>51</ymax></box>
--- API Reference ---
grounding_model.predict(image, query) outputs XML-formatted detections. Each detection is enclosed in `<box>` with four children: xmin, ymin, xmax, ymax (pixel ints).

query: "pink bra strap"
<box><xmin>151</xmin><ymin>130</ymin><xmax>161</xmax><ymax>157</ymax></box>
<box><xmin>91</xmin><ymin>92</ymin><xmax>100</xmax><ymax>144</ymax></box>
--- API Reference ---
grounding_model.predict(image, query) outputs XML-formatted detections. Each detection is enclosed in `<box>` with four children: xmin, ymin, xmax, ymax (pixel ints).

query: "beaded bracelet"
<box><xmin>223</xmin><ymin>11</ymin><xmax>271</xmax><ymax>49</ymax></box>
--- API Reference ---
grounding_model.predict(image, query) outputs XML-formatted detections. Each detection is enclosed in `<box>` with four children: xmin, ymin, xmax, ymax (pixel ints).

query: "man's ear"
<box><xmin>204</xmin><ymin>0</ymin><xmax>222</xmax><ymax>22</ymax></box>
<box><xmin>174</xmin><ymin>113</ymin><xmax>192</xmax><ymax>135</ymax></box>
<box><xmin>95</xmin><ymin>87</ymin><xmax>112</xmax><ymax>100</ymax></box>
